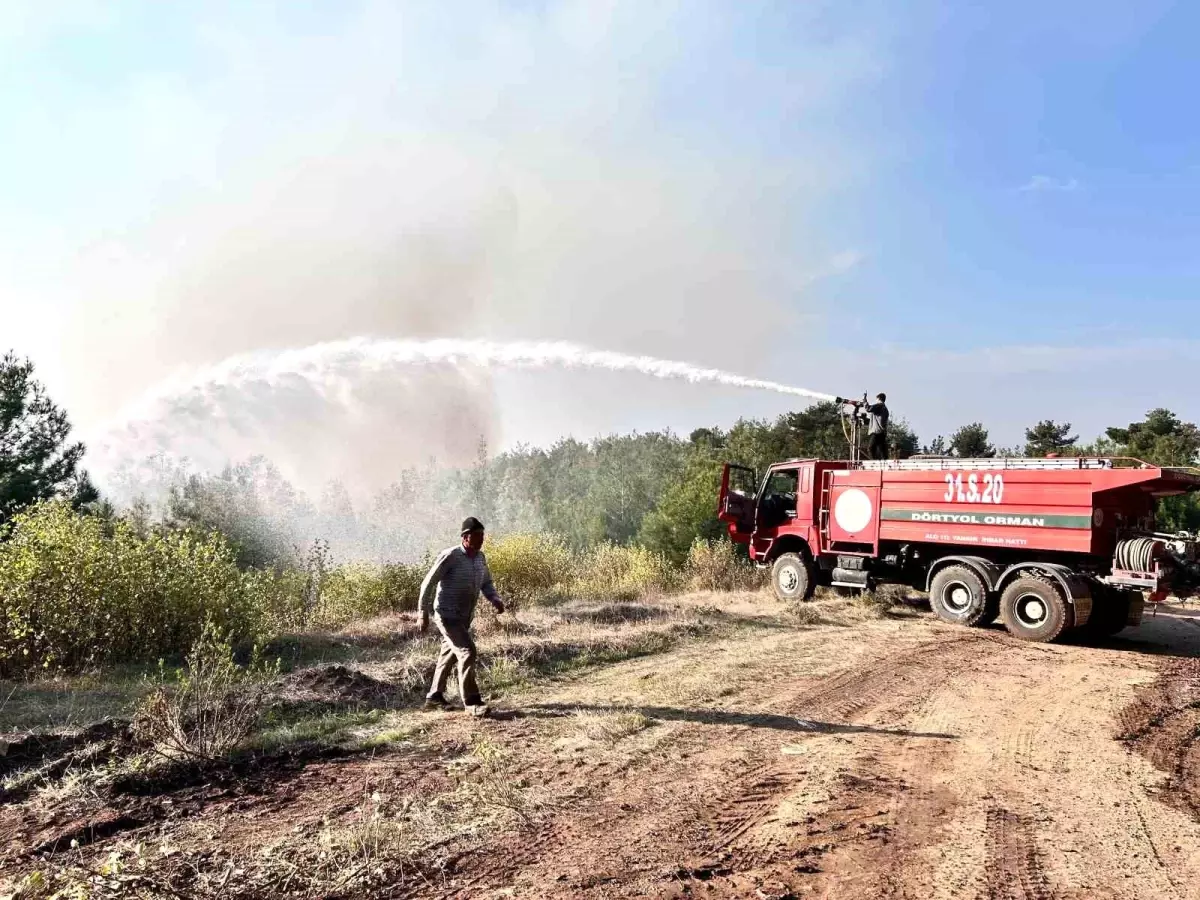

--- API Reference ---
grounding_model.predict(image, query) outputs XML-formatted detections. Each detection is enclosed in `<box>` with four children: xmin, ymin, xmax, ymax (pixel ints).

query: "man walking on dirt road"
<box><xmin>417</xmin><ymin>517</ymin><xmax>505</xmax><ymax>718</ymax></box>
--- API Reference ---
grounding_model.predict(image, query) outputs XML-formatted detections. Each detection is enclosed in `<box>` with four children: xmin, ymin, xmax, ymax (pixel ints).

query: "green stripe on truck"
<box><xmin>880</xmin><ymin>508</ymin><xmax>1092</xmax><ymax>529</ymax></box>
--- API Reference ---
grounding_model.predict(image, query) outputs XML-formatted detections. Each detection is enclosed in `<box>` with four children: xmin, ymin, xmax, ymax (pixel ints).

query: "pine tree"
<box><xmin>1</xmin><ymin>351</ymin><xmax>96</xmax><ymax>522</ymax></box>
<box><xmin>1023</xmin><ymin>420</ymin><xmax>1077</xmax><ymax>457</ymax></box>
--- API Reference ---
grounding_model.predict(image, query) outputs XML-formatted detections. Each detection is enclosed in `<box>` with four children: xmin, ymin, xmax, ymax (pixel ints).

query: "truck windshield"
<box><xmin>759</xmin><ymin>468</ymin><xmax>799</xmax><ymax>526</ymax></box>
<box><xmin>764</xmin><ymin>469</ymin><xmax>798</xmax><ymax>497</ymax></box>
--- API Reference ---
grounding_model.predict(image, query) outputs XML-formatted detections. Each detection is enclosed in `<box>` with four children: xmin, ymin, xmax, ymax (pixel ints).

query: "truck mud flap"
<box><xmin>1127</xmin><ymin>594</ymin><xmax>1145</xmax><ymax>627</ymax></box>
<box><xmin>999</xmin><ymin>562</ymin><xmax>1092</xmax><ymax>627</ymax></box>
<box><xmin>1071</xmin><ymin>593</ymin><xmax>1093</xmax><ymax>627</ymax></box>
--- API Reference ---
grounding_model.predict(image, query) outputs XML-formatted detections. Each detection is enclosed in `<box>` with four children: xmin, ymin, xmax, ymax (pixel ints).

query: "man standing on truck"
<box><xmin>837</xmin><ymin>393</ymin><xmax>890</xmax><ymax>460</ymax></box>
<box><xmin>417</xmin><ymin>516</ymin><xmax>505</xmax><ymax>718</ymax></box>
<box><xmin>865</xmin><ymin>392</ymin><xmax>889</xmax><ymax>460</ymax></box>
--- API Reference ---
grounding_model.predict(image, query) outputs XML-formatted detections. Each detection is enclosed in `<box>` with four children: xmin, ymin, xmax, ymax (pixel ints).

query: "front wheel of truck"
<box><xmin>772</xmin><ymin>552</ymin><xmax>815</xmax><ymax>602</ymax></box>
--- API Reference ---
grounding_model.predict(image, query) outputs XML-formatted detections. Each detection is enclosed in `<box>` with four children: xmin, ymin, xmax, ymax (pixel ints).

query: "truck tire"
<box><xmin>929</xmin><ymin>565</ymin><xmax>994</xmax><ymax>627</ymax></box>
<box><xmin>1000</xmin><ymin>574</ymin><xmax>1071</xmax><ymax>643</ymax></box>
<box><xmin>772</xmin><ymin>552</ymin><xmax>815</xmax><ymax>602</ymax></box>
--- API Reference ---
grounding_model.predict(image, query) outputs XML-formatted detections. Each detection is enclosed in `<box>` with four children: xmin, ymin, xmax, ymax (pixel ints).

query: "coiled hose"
<box><xmin>1115</xmin><ymin>537</ymin><xmax>1160</xmax><ymax>573</ymax></box>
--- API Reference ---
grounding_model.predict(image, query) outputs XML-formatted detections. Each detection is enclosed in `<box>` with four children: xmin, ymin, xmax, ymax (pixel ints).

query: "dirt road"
<box><xmin>5</xmin><ymin>594</ymin><xmax>1200</xmax><ymax>899</ymax></box>
<box><xmin>444</xmin><ymin>601</ymin><xmax>1200</xmax><ymax>899</ymax></box>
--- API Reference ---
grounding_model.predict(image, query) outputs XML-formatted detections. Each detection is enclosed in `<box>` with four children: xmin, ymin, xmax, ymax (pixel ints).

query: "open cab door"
<box><xmin>719</xmin><ymin>463</ymin><xmax>757</xmax><ymax>542</ymax></box>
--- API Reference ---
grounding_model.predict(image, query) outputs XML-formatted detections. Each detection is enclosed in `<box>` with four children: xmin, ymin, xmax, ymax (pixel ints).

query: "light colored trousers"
<box><xmin>427</xmin><ymin>616</ymin><xmax>480</xmax><ymax>703</ymax></box>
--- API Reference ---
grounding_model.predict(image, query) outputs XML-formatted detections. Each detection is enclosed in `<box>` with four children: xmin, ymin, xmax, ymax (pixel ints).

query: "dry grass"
<box><xmin>572</xmin><ymin>709</ymin><xmax>653</xmax><ymax>744</ymax></box>
<box><xmin>256</xmin><ymin>736</ymin><xmax>541</xmax><ymax>895</ymax></box>
<box><xmin>657</xmin><ymin>668</ymin><xmax>741</xmax><ymax>704</ymax></box>
<box><xmin>225</xmin><ymin>598</ymin><xmax>744</xmax><ymax>754</ymax></box>
<box><xmin>852</xmin><ymin>583</ymin><xmax>919</xmax><ymax>618</ymax></box>
<box><xmin>0</xmin><ymin>671</ymin><xmax>149</xmax><ymax>736</ymax></box>
<box><xmin>133</xmin><ymin>622</ymin><xmax>278</xmax><ymax>762</ymax></box>
<box><xmin>27</xmin><ymin>764</ymin><xmax>106</xmax><ymax>807</ymax></box>
<box><xmin>684</xmin><ymin>539</ymin><xmax>766</xmax><ymax>593</ymax></box>
<box><xmin>786</xmin><ymin>603</ymin><xmax>828</xmax><ymax>626</ymax></box>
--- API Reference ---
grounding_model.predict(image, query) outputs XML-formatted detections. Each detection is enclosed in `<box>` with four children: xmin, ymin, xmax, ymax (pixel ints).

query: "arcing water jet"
<box><xmin>121</xmin><ymin>338</ymin><xmax>836</xmax><ymax>409</ymax></box>
<box><xmin>88</xmin><ymin>337</ymin><xmax>836</xmax><ymax>494</ymax></box>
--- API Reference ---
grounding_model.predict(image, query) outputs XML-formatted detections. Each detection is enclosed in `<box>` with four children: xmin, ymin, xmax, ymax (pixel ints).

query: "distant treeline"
<box><xmin>113</xmin><ymin>404</ymin><xmax>1200</xmax><ymax>570</ymax></box>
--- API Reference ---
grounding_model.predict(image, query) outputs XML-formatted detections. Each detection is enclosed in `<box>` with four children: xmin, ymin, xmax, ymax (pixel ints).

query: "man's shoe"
<box><xmin>463</xmin><ymin>696</ymin><xmax>490</xmax><ymax>718</ymax></box>
<box><xmin>423</xmin><ymin>694</ymin><xmax>450</xmax><ymax>711</ymax></box>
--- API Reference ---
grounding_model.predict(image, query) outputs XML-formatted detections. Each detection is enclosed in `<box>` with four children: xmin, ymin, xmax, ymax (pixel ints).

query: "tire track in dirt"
<box><xmin>666</xmin><ymin>631</ymin><xmax>1008</xmax><ymax>898</ymax></box>
<box><xmin>1119</xmin><ymin>657</ymin><xmax>1200</xmax><ymax>824</ymax></box>
<box><xmin>921</xmin><ymin>616</ymin><xmax>1200</xmax><ymax>900</ymax></box>
<box><xmin>431</xmin><ymin>612</ymin><xmax>1200</xmax><ymax>900</ymax></box>
<box><xmin>983</xmin><ymin>806</ymin><xmax>1057</xmax><ymax>900</ymax></box>
<box><xmin>434</xmin><ymin>628</ymin><xmax>993</xmax><ymax>899</ymax></box>
<box><xmin>680</xmin><ymin>617</ymin><xmax>1200</xmax><ymax>900</ymax></box>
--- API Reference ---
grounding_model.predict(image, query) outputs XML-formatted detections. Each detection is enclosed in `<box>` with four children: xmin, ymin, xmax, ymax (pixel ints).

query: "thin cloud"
<box><xmin>789</xmin><ymin>249</ymin><xmax>866</xmax><ymax>291</ymax></box>
<box><xmin>1018</xmin><ymin>174</ymin><xmax>1081</xmax><ymax>193</ymax></box>
<box><xmin>829</xmin><ymin>249</ymin><xmax>866</xmax><ymax>273</ymax></box>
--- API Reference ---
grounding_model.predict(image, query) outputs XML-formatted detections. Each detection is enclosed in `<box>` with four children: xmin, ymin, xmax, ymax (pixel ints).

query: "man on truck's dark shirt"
<box><xmin>866</xmin><ymin>393</ymin><xmax>889</xmax><ymax>460</ymax></box>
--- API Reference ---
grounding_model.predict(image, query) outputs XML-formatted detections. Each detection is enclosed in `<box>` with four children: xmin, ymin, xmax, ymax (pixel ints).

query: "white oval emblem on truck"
<box><xmin>834</xmin><ymin>488</ymin><xmax>873</xmax><ymax>534</ymax></box>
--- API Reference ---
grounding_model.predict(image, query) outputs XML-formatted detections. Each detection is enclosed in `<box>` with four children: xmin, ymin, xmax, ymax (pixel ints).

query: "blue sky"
<box><xmin>1</xmin><ymin>1</ymin><xmax>1197</xmax><ymax>486</ymax></box>
<box><xmin>845</xmin><ymin>2</ymin><xmax>1200</xmax><ymax>347</ymax></box>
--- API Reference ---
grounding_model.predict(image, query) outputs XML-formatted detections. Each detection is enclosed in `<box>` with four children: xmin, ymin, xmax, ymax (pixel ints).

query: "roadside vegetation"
<box><xmin>0</xmin><ymin>499</ymin><xmax>760</xmax><ymax>677</ymax></box>
<box><xmin>1</xmin><ymin>347</ymin><xmax>1199</xmax><ymax>896</ymax></box>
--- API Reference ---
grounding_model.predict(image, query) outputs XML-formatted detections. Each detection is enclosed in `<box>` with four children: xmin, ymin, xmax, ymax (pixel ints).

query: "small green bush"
<box><xmin>312</xmin><ymin>561</ymin><xmax>425</xmax><ymax>628</ymax></box>
<box><xmin>485</xmin><ymin>532</ymin><xmax>574</xmax><ymax>607</ymax></box>
<box><xmin>0</xmin><ymin>500</ymin><xmax>746</xmax><ymax>677</ymax></box>
<box><xmin>0</xmin><ymin>502</ymin><xmax>266</xmax><ymax>674</ymax></box>
<box><xmin>575</xmin><ymin>543</ymin><xmax>677</xmax><ymax>602</ymax></box>
<box><xmin>683</xmin><ymin>538</ymin><xmax>761</xmax><ymax>592</ymax></box>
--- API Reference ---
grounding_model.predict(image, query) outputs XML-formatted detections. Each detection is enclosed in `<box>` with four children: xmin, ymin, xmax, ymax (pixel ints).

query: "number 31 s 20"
<box><xmin>944</xmin><ymin>472</ymin><xmax>1004</xmax><ymax>504</ymax></box>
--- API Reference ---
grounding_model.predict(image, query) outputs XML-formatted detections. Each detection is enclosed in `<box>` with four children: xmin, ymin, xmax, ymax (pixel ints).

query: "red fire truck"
<box><xmin>717</xmin><ymin>454</ymin><xmax>1200</xmax><ymax>642</ymax></box>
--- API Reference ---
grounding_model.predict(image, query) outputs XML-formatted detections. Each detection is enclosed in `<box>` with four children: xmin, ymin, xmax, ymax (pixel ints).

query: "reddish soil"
<box><xmin>5</xmin><ymin>601</ymin><xmax>1200</xmax><ymax>899</ymax></box>
<box><xmin>1119</xmin><ymin>654</ymin><xmax>1200</xmax><ymax>825</ymax></box>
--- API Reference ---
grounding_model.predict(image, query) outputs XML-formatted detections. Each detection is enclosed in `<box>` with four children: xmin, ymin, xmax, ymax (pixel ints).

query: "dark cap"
<box><xmin>460</xmin><ymin>516</ymin><xmax>485</xmax><ymax>535</ymax></box>
<box><xmin>877</xmin><ymin>392</ymin><xmax>886</xmax><ymax>402</ymax></box>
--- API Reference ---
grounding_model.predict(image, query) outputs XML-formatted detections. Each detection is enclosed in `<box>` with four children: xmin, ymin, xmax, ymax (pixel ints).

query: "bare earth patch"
<box><xmin>5</xmin><ymin>593</ymin><xmax>1200</xmax><ymax>899</ymax></box>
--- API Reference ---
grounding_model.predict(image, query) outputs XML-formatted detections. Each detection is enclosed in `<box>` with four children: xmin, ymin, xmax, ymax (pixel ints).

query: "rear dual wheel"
<box><xmin>1000</xmin><ymin>574</ymin><xmax>1071</xmax><ymax>643</ymax></box>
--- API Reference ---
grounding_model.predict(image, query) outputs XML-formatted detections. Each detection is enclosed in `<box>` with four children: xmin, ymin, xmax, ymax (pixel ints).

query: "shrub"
<box><xmin>484</xmin><ymin>532</ymin><xmax>574</xmax><ymax>608</ymax></box>
<box><xmin>244</xmin><ymin>566</ymin><xmax>309</xmax><ymax>635</ymax></box>
<box><xmin>133</xmin><ymin>620</ymin><xmax>279</xmax><ymax>761</ymax></box>
<box><xmin>311</xmin><ymin>561</ymin><xmax>426</xmax><ymax>629</ymax></box>
<box><xmin>683</xmin><ymin>538</ymin><xmax>762</xmax><ymax>592</ymax></box>
<box><xmin>0</xmin><ymin>502</ymin><xmax>266</xmax><ymax>674</ymax></box>
<box><xmin>575</xmin><ymin>543</ymin><xmax>677</xmax><ymax>602</ymax></box>
<box><xmin>854</xmin><ymin>583</ymin><xmax>909</xmax><ymax>618</ymax></box>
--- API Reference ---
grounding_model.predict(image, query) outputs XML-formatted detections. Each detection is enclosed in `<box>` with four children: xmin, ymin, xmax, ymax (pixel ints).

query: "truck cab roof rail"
<box><xmin>856</xmin><ymin>457</ymin><xmax>1140</xmax><ymax>471</ymax></box>
<box><xmin>758</xmin><ymin>456</ymin><xmax>1200</xmax><ymax>480</ymax></box>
